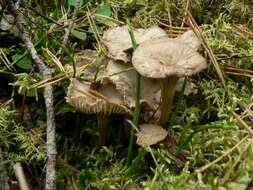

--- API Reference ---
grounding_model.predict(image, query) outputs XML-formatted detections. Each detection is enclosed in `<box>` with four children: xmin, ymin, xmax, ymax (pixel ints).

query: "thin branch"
<box><xmin>56</xmin><ymin>0</ymin><xmax>81</xmax><ymax>58</ymax></box>
<box><xmin>6</xmin><ymin>1</ymin><xmax>57</xmax><ymax>189</ymax></box>
<box><xmin>0</xmin><ymin>147</ymin><xmax>9</xmax><ymax>190</ymax></box>
<box><xmin>14</xmin><ymin>162</ymin><xmax>31</xmax><ymax>190</ymax></box>
<box><xmin>186</xmin><ymin>11</ymin><xmax>227</xmax><ymax>90</ymax></box>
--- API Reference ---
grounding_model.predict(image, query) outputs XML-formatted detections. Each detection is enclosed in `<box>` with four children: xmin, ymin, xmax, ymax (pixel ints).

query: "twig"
<box><xmin>0</xmin><ymin>147</ymin><xmax>9</xmax><ymax>190</ymax></box>
<box><xmin>14</xmin><ymin>162</ymin><xmax>31</xmax><ymax>190</ymax></box>
<box><xmin>56</xmin><ymin>0</ymin><xmax>81</xmax><ymax>58</ymax></box>
<box><xmin>196</xmin><ymin>135</ymin><xmax>248</xmax><ymax>173</ymax></box>
<box><xmin>28</xmin><ymin>6</ymin><xmax>63</xmax><ymax>26</ymax></box>
<box><xmin>233</xmin><ymin>24</ymin><xmax>253</xmax><ymax>38</ymax></box>
<box><xmin>181</xmin><ymin>0</ymin><xmax>190</xmax><ymax>28</ymax></box>
<box><xmin>232</xmin><ymin>112</ymin><xmax>253</xmax><ymax>136</ymax></box>
<box><xmin>6</xmin><ymin>1</ymin><xmax>57</xmax><ymax>189</ymax></box>
<box><xmin>186</xmin><ymin>11</ymin><xmax>227</xmax><ymax>90</ymax></box>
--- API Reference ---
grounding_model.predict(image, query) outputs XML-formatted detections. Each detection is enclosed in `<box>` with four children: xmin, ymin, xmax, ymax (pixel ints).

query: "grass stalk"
<box><xmin>126</xmin><ymin>19</ymin><xmax>141</xmax><ymax>166</ymax></box>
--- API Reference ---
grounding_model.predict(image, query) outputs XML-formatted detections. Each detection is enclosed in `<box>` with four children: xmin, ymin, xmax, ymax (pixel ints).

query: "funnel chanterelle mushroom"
<box><xmin>136</xmin><ymin>124</ymin><xmax>168</xmax><ymax>146</ymax></box>
<box><xmin>104</xmin><ymin>60</ymin><xmax>161</xmax><ymax>113</ymax></box>
<box><xmin>132</xmin><ymin>37</ymin><xmax>207</xmax><ymax>126</ymax></box>
<box><xmin>66</xmin><ymin>79</ymin><xmax>131</xmax><ymax>145</ymax></box>
<box><xmin>102</xmin><ymin>25</ymin><xmax>168</xmax><ymax>63</ymax></box>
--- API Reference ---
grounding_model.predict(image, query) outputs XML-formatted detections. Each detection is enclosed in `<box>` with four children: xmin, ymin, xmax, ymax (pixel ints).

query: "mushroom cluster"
<box><xmin>66</xmin><ymin>25</ymin><xmax>207</xmax><ymax>146</ymax></box>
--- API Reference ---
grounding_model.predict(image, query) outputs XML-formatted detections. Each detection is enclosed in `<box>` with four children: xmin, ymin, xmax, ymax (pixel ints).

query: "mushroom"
<box><xmin>132</xmin><ymin>37</ymin><xmax>207</xmax><ymax>126</ymax></box>
<box><xmin>104</xmin><ymin>60</ymin><xmax>161</xmax><ymax>112</ymax></box>
<box><xmin>102</xmin><ymin>25</ymin><xmax>168</xmax><ymax>63</ymax></box>
<box><xmin>175</xmin><ymin>30</ymin><xmax>202</xmax><ymax>51</ymax></box>
<box><xmin>66</xmin><ymin>79</ymin><xmax>131</xmax><ymax>145</ymax></box>
<box><xmin>136</xmin><ymin>124</ymin><xmax>168</xmax><ymax>146</ymax></box>
<box><xmin>74</xmin><ymin>49</ymin><xmax>108</xmax><ymax>80</ymax></box>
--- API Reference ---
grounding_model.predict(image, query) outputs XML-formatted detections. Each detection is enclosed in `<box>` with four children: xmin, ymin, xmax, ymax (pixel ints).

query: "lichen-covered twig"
<box><xmin>14</xmin><ymin>162</ymin><xmax>31</xmax><ymax>190</ymax></box>
<box><xmin>0</xmin><ymin>147</ymin><xmax>9</xmax><ymax>190</ymax></box>
<box><xmin>56</xmin><ymin>0</ymin><xmax>81</xmax><ymax>58</ymax></box>
<box><xmin>6</xmin><ymin>0</ymin><xmax>57</xmax><ymax>189</ymax></box>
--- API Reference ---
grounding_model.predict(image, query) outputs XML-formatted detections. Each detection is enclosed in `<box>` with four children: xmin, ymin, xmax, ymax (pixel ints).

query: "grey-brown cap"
<box><xmin>136</xmin><ymin>124</ymin><xmax>168</xmax><ymax>146</ymax></box>
<box><xmin>132</xmin><ymin>38</ymin><xmax>207</xmax><ymax>79</ymax></box>
<box><xmin>102</xmin><ymin>25</ymin><xmax>168</xmax><ymax>63</ymax></box>
<box><xmin>101</xmin><ymin>60</ymin><xmax>161</xmax><ymax>112</ymax></box>
<box><xmin>66</xmin><ymin>79</ymin><xmax>131</xmax><ymax>116</ymax></box>
<box><xmin>176</xmin><ymin>30</ymin><xmax>202</xmax><ymax>51</ymax></box>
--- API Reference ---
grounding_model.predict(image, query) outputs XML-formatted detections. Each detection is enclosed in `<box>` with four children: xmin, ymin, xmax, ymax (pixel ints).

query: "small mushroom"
<box><xmin>66</xmin><ymin>79</ymin><xmax>131</xmax><ymax>145</ymax></box>
<box><xmin>104</xmin><ymin>60</ymin><xmax>161</xmax><ymax>111</ymax></box>
<box><xmin>136</xmin><ymin>124</ymin><xmax>168</xmax><ymax>146</ymax></box>
<box><xmin>132</xmin><ymin>37</ymin><xmax>207</xmax><ymax>126</ymax></box>
<box><xmin>102</xmin><ymin>25</ymin><xmax>168</xmax><ymax>63</ymax></box>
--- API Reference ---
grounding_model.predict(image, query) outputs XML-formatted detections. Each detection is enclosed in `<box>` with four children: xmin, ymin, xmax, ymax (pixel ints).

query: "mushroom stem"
<box><xmin>158</xmin><ymin>76</ymin><xmax>179</xmax><ymax>127</ymax></box>
<box><xmin>97</xmin><ymin>115</ymin><xmax>109</xmax><ymax>145</ymax></box>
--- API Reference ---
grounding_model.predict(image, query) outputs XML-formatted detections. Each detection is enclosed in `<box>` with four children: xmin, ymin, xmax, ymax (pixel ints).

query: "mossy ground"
<box><xmin>0</xmin><ymin>0</ymin><xmax>253</xmax><ymax>189</ymax></box>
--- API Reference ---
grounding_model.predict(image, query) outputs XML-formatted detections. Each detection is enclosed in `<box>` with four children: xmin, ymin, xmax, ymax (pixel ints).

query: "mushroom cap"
<box><xmin>176</xmin><ymin>30</ymin><xmax>202</xmax><ymax>51</ymax></box>
<box><xmin>66</xmin><ymin>79</ymin><xmax>131</xmax><ymax>116</ymax></box>
<box><xmin>102</xmin><ymin>25</ymin><xmax>168</xmax><ymax>63</ymax></box>
<box><xmin>102</xmin><ymin>60</ymin><xmax>161</xmax><ymax>111</ymax></box>
<box><xmin>136</xmin><ymin>124</ymin><xmax>168</xmax><ymax>146</ymax></box>
<box><xmin>74</xmin><ymin>49</ymin><xmax>108</xmax><ymax>79</ymax></box>
<box><xmin>132</xmin><ymin>37</ymin><xmax>207</xmax><ymax>79</ymax></box>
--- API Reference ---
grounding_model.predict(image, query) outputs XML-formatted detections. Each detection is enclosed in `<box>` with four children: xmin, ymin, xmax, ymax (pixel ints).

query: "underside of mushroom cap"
<box><xmin>66</xmin><ymin>79</ymin><xmax>131</xmax><ymax>116</ymax></box>
<box><xmin>132</xmin><ymin>37</ymin><xmax>207</xmax><ymax>79</ymax></box>
<box><xmin>102</xmin><ymin>25</ymin><xmax>168</xmax><ymax>63</ymax></box>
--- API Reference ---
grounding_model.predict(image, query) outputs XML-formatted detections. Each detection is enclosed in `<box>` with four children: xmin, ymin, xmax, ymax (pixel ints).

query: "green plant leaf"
<box><xmin>88</xmin><ymin>25</ymin><xmax>102</xmax><ymax>34</ymax></box>
<box><xmin>68</xmin><ymin>0</ymin><xmax>84</xmax><ymax>7</ymax></box>
<box><xmin>96</xmin><ymin>5</ymin><xmax>112</xmax><ymax>17</ymax></box>
<box><xmin>71</xmin><ymin>29</ymin><xmax>87</xmax><ymax>41</ymax></box>
<box><xmin>175</xmin><ymin>123</ymin><xmax>236</xmax><ymax>156</ymax></box>
<box><xmin>26</xmin><ymin>88</ymin><xmax>38</xmax><ymax>97</ymax></box>
<box><xmin>12</xmin><ymin>54</ymin><xmax>32</xmax><ymax>70</ymax></box>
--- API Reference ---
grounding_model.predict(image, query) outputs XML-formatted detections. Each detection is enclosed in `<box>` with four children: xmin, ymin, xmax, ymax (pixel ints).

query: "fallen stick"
<box><xmin>6</xmin><ymin>1</ymin><xmax>57</xmax><ymax>189</ymax></box>
<box><xmin>14</xmin><ymin>163</ymin><xmax>31</xmax><ymax>190</ymax></box>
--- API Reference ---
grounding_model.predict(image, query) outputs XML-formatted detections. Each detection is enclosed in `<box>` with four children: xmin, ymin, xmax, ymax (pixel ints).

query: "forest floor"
<box><xmin>0</xmin><ymin>0</ymin><xmax>253</xmax><ymax>189</ymax></box>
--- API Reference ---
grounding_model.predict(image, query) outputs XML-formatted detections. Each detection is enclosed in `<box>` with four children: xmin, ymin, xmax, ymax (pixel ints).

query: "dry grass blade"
<box><xmin>219</xmin><ymin>137</ymin><xmax>253</xmax><ymax>186</ymax></box>
<box><xmin>43</xmin><ymin>48</ymin><xmax>66</xmax><ymax>72</ymax></box>
<box><xmin>185</xmin><ymin>11</ymin><xmax>227</xmax><ymax>90</ymax></box>
<box><xmin>0</xmin><ymin>49</ymin><xmax>14</xmax><ymax>70</ymax></box>
<box><xmin>232</xmin><ymin>112</ymin><xmax>253</xmax><ymax>136</ymax></box>
<box><xmin>87</xmin><ymin>5</ymin><xmax>106</xmax><ymax>54</ymax></box>
<box><xmin>225</xmin><ymin>72</ymin><xmax>253</xmax><ymax>78</ymax></box>
<box><xmin>196</xmin><ymin>135</ymin><xmax>249</xmax><ymax>173</ymax></box>
<box><xmin>244</xmin><ymin>106</ymin><xmax>253</xmax><ymax>119</ymax></box>
<box><xmin>233</xmin><ymin>24</ymin><xmax>253</xmax><ymax>38</ymax></box>
<box><xmin>181</xmin><ymin>0</ymin><xmax>190</xmax><ymax>28</ymax></box>
<box><xmin>225</xmin><ymin>64</ymin><xmax>253</xmax><ymax>78</ymax></box>
<box><xmin>155</xmin><ymin>19</ymin><xmax>188</xmax><ymax>38</ymax></box>
<box><xmin>155</xmin><ymin>19</ymin><xmax>189</xmax><ymax>31</ymax></box>
<box><xmin>241</xmin><ymin>103</ymin><xmax>253</xmax><ymax>119</ymax></box>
